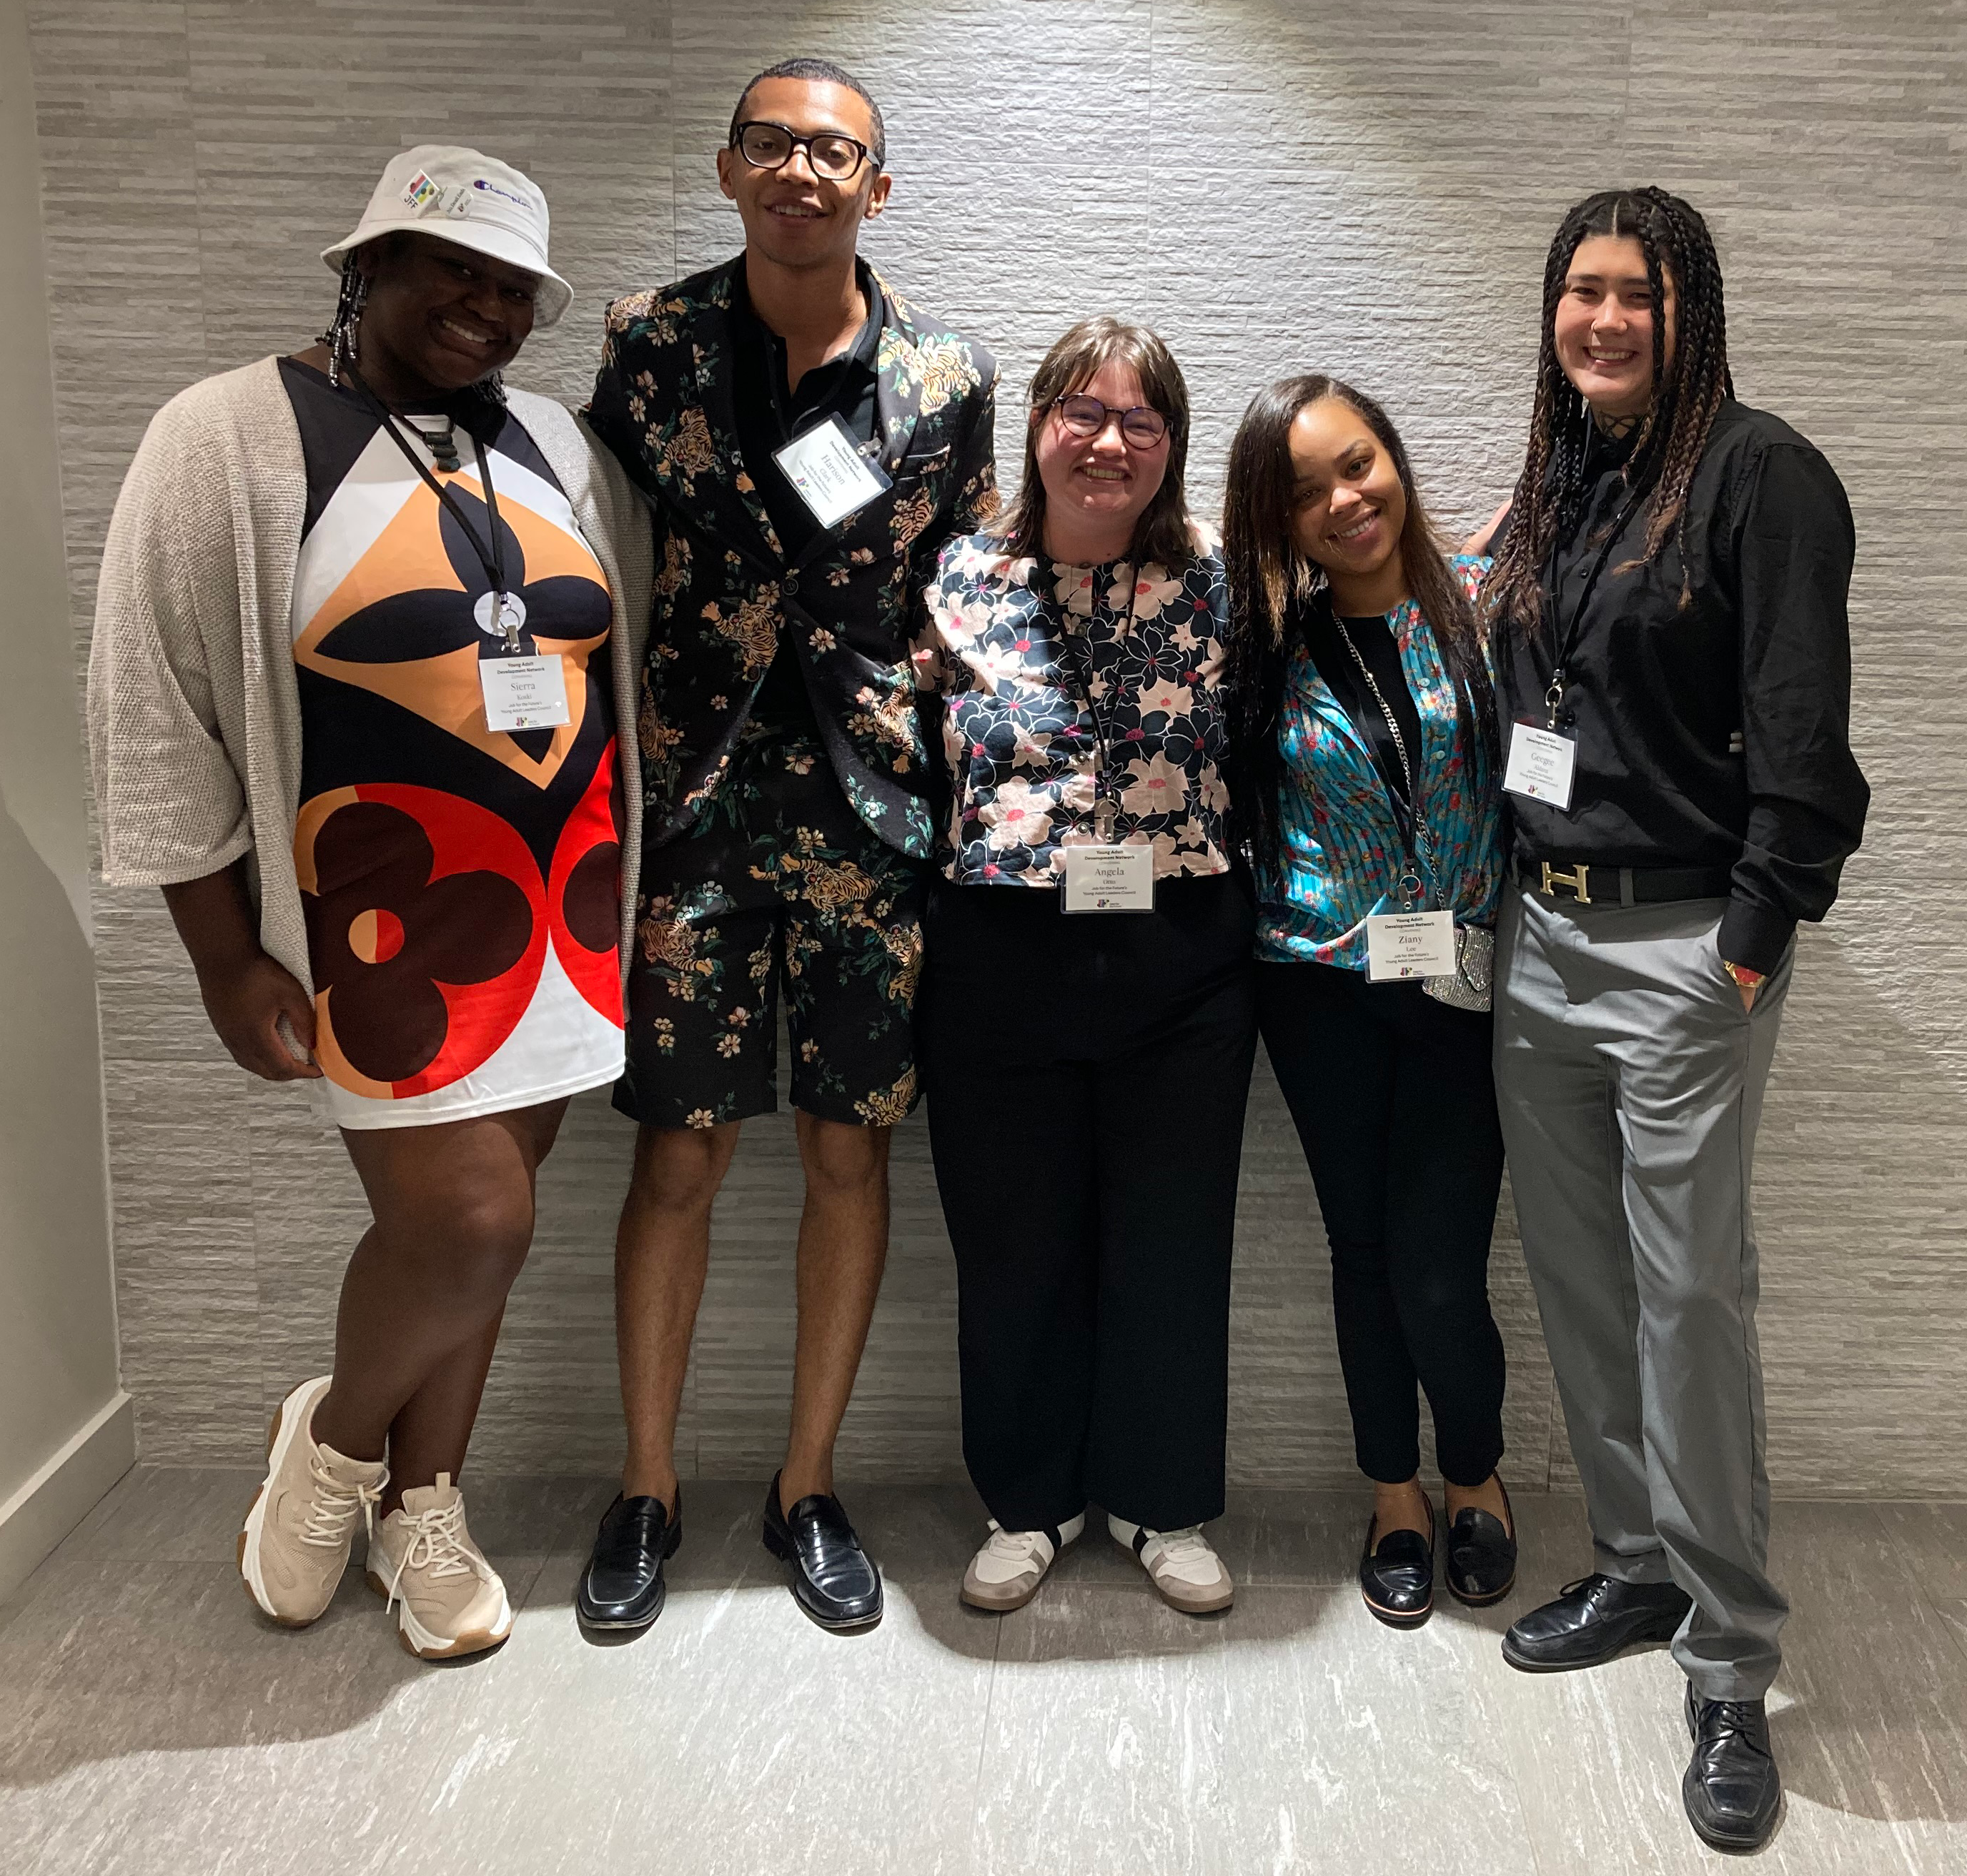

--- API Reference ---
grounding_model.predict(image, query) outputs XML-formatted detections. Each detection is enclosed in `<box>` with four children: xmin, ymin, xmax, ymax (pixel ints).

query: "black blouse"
<box><xmin>1497</xmin><ymin>398</ymin><xmax>1869</xmax><ymax>974</ymax></box>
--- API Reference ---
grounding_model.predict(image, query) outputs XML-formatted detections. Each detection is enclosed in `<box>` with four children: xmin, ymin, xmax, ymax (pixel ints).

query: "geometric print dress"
<box><xmin>280</xmin><ymin>359</ymin><xmax>624</xmax><ymax>1128</ymax></box>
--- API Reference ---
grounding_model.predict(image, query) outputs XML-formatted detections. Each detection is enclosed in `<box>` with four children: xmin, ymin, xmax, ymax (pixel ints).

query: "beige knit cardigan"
<box><xmin>86</xmin><ymin>355</ymin><xmax>653</xmax><ymax>1000</ymax></box>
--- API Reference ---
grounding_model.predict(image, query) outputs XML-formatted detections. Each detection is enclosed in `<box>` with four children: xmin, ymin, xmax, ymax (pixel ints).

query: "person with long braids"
<box><xmin>1480</xmin><ymin>188</ymin><xmax>1868</xmax><ymax>1852</ymax></box>
<box><xmin>1220</xmin><ymin>377</ymin><xmax>1514</xmax><ymax>1632</ymax></box>
<box><xmin>87</xmin><ymin>147</ymin><xmax>651</xmax><ymax>1659</ymax></box>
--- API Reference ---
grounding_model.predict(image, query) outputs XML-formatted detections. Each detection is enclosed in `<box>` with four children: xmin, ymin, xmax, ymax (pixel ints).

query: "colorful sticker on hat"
<box><xmin>401</xmin><ymin>170</ymin><xmax>441</xmax><ymax>212</ymax></box>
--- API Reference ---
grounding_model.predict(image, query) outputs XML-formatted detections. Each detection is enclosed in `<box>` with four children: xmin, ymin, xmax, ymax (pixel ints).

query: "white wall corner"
<box><xmin>0</xmin><ymin>1392</ymin><xmax>137</xmax><ymax>1609</ymax></box>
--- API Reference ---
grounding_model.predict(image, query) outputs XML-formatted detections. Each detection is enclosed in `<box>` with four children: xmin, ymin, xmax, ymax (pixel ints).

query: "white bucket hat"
<box><xmin>322</xmin><ymin>144</ymin><xmax>574</xmax><ymax>327</ymax></box>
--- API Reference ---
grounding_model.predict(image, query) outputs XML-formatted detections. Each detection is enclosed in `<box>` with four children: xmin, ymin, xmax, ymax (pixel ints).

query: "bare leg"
<box><xmin>779</xmin><ymin>1113</ymin><xmax>892</xmax><ymax>1509</ymax></box>
<box><xmin>312</xmin><ymin>1098</ymin><xmax>568</xmax><ymax>1516</ymax></box>
<box><xmin>1373</xmin><ymin>1474</ymin><xmax>1433</xmax><ymax>1539</ymax></box>
<box><xmin>615</xmin><ymin>1121</ymin><xmax>743</xmax><ymax>1509</ymax></box>
<box><xmin>1445</xmin><ymin>1471</ymin><xmax>1512</xmax><ymax>1527</ymax></box>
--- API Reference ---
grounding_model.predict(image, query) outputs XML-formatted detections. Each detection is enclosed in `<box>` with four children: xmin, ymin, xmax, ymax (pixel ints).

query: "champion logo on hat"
<box><xmin>471</xmin><ymin>177</ymin><xmax>531</xmax><ymax>212</ymax></box>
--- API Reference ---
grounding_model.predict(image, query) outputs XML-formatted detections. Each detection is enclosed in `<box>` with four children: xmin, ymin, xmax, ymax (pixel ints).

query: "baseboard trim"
<box><xmin>0</xmin><ymin>1391</ymin><xmax>136</xmax><ymax>1605</ymax></box>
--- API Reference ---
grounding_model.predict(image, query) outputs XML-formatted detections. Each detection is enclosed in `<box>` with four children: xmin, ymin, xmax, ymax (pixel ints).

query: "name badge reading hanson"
<box><xmin>480</xmin><ymin>654</ymin><xmax>570</xmax><ymax>733</ymax></box>
<box><xmin>1502</xmin><ymin>720</ymin><xmax>1577</xmax><ymax>810</ymax></box>
<box><xmin>773</xmin><ymin>415</ymin><xmax>893</xmax><ymax>530</ymax></box>
<box><xmin>1365</xmin><ymin>909</ymin><xmax>1457</xmax><ymax>982</ymax></box>
<box><xmin>1062</xmin><ymin>843</ymin><xmax>1155</xmax><ymax>914</ymax></box>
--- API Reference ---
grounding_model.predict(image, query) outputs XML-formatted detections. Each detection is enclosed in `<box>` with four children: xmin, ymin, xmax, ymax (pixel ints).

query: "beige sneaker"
<box><xmin>238</xmin><ymin>1375</ymin><xmax>387</xmax><ymax>1627</ymax></box>
<box><xmin>1109</xmin><ymin>1513</ymin><xmax>1235</xmax><ymax>1614</ymax></box>
<box><xmin>961</xmin><ymin>1512</ymin><xmax>1086</xmax><ymax>1612</ymax></box>
<box><xmin>365</xmin><ymin>1474</ymin><xmax>514</xmax><ymax>1659</ymax></box>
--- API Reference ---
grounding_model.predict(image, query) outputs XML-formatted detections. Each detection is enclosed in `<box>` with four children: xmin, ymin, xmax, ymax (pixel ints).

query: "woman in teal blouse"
<box><xmin>1222</xmin><ymin>374</ymin><xmax>1513</xmax><ymax>1630</ymax></box>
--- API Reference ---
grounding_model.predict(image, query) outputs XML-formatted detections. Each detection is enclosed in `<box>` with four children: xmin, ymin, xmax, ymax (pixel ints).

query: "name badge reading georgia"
<box><xmin>773</xmin><ymin>415</ymin><xmax>893</xmax><ymax>530</ymax></box>
<box><xmin>1502</xmin><ymin>720</ymin><xmax>1577</xmax><ymax>811</ymax></box>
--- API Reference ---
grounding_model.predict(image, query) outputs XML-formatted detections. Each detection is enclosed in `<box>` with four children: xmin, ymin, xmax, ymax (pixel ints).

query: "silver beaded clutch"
<box><xmin>1423</xmin><ymin>923</ymin><xmax>1495</xmax><ymax>1013</ymax></box>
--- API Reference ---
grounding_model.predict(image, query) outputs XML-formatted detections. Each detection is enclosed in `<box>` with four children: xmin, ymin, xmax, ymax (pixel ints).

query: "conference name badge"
<box><xmin>1502</xmin><ymin>720</ymin><xmax>1577</xmax><ymax>810</ymax></box>
<box><xmin>1365</xmin><ymin>909</ymin><xmax>1457</xmax><ymax>982</ymax></box>
<box><xmin>480</xmin><ymin>653</ymin><xmax>570</xmax><ymax>732</ymax></box>
<box><xmin>1061</xmin><ymin>843</ymin><xmax>1155</xmax><ymax>914</ymax></box>
<box><xmin>773</xmin><ymin>415</ymin><xmax>892</xmax><ymax>530</ymax></box>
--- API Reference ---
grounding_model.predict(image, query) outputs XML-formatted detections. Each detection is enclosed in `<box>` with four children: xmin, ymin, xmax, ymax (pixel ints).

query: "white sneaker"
<box><xmin>1109</xmin><ymin>1512</ymin><xmax>1235</xmax><ymax>1614</ymax></box>
<box><xmin>365</xmin><ymin>1474</ymin><xmax>514</xmax><ymax>1659</ymax></box>
<box><xmin>238</xmin><ymin>1375</ymin><xmax>387</xmax><ymax>1627</ymax></box>
<box><xmin>961</xmin><ymin>1512</ymin><xmax>1086</xmax><ymax>1612</ymax></box>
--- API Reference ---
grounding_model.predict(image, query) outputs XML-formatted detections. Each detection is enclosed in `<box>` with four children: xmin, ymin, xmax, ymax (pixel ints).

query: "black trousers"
<box><xmin>921</xmin><ymin>877</ymin><xmax>1259</xmax><ymax>1533</ymax></box>
<box><xmin>1257</xmin><ymin>961</ymin><xmax>1507</xmax><ymax>1487</ymax></box>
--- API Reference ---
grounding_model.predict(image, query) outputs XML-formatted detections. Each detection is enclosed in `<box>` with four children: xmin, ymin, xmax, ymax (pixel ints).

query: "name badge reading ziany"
<box><xmin>773</xmin><ymin>415</ymin><xmax>892</xmax><ymax>530</ymax></box>
<box><xmin>1364</xmin><ymin>909</ymin><xmax>1457</xmax><ymax>982</ymax></box>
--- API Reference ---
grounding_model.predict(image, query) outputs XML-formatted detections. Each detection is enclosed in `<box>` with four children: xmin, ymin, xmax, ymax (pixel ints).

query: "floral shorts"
<box><xmin>613</xmin><ymin>730</ymin><xmax>928</xmax><ymax>1131</ymax></box>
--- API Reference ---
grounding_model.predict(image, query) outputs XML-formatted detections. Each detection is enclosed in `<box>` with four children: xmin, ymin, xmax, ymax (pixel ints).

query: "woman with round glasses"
<box><xmin>913</xmin><ymin>317</ymin><xmax>1257</xmax><ymax>1618</ymax></box>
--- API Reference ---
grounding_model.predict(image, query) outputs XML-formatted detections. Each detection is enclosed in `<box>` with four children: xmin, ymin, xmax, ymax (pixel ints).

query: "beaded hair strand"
<box><xmin>1485</xmin><ymin>187</ymin><xmax>1733</xmax><ymax>641</ymax></box>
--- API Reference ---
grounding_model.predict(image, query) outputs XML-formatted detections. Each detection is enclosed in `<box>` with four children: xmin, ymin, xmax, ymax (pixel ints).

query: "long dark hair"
<box><xmin>1485</xmin><ymin>186</ymin><xmax>1732</xmax><ymax>639</ymax></box>
<box><xmin>1221</xmin><ymin>374</ymin><xmax>1498</xmax><ymax>880</ymax></box>
<box><xmin>992</xmin><ymin>317</ymin><xmax>1197</xmax><ymax>572</ymax></box>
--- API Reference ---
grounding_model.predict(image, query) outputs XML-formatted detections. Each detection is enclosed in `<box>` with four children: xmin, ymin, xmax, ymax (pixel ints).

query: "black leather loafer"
<box><xmin>1445</xmin><ymin>1482</ymin><xmax>1517</xmax><ymax>1607</ymax></box>
<box><xmin>575</xmin><ymin>1490</ymin><xmax>681</xmax><ymax>1631</ymax></box>
<box><xmin>1683</xmin><ymin>1682</ymin><xmax>1782</xmax><ymax>1852</ymax></box>
<box><xmin>1501</xmin><ymin>1571</ymin><xmax>1691</xmax><ymax>1672</ymax></box>
<box><xmin>1359</xmin><ymin>1498</ymin><xmax>1435</xmax><ymax>1628</ymax></box>
<box><xmin>761</xmin><ymin>1472</ymin><xmax>883</xmax><ymax>1632</ymax></box>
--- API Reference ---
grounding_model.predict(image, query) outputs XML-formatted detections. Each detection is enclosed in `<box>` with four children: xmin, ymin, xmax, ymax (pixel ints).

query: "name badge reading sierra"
<box><xmin>480</xmin><ymin>654</ymin><xmax>570</xmax><ymax>732</ymax></box>
<box><xmin>1502</xmin><ymin>720</ymin><xmax>1577</xmax><ymax>810</ymax></box>
<box><xmin>1062</xmin><ymin>843</ymin><xmax>1155</xmax><ymax>913</ymax></box>
<box><xmin>773</xmin><ymin>415</ymin><xmax>893</xmax><ymax>530</ymax></box>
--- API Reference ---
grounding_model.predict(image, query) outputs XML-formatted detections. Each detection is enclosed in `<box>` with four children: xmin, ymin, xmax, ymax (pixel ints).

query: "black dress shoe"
<box><xmin>761</xmin><ymin>1472</ymin><xmax>883</xmax><ymax>1632</ymax></box>
<box><xmin>1683</xmin><ymin>1682</ymin><xmax>1782</xmax><ymax>1852</ymax></box>
<box><xmin>1500</xmin><ymin>1571</ymin><xmax>1691</xmax><ymax>1672</ymax></box>
<box><xmin>1445</xmin><ymin>1482</ymin><xmax>1517</xmax><ymax>1607</ymax></box>
<box><xmin>575</xmin><ymin>1490</ymin><xmax>681</xmax><ymax>1630</ymax></box>
<box><xmin>1359</xmin><ymin>1497</ymin><xmax>1435</xmax><ymax>1628</ymax></box>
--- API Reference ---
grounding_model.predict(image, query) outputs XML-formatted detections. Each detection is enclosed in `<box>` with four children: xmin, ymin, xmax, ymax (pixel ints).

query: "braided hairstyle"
<box><xmin>1221</xmin><ymin>375</ymin><xmax>1499</xmax><ymax>883</ymax></box>
<box><xmin>1485</xmin><ymin>187</ymin><xmax>1732</xmax><ymax>639</ymax></box>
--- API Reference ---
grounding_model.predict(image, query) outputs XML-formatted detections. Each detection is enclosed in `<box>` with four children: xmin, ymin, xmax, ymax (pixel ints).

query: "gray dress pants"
<box><xmin>1495</xmin><ymin>885</ymin><xmax>1792</xmax><ymax>1700</ymax></box>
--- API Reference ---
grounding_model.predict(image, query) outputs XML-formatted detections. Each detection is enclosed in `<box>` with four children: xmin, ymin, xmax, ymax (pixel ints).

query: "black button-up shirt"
<box><xmin>730</xmin><ymin>259</ymin><xmax>882</xmax><ymax>735</ymax></box>
<box><xmin>1497</xmin><ymin>398</ymin><xmax>1868</xmax><ymax>973</ymax></box>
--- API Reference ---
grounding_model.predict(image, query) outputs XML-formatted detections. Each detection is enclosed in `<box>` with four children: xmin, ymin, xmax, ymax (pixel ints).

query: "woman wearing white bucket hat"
<box><xmin>86</xmin><ymin>145</ymin><xmax>651</xmax><ymax>1661</ymax></box>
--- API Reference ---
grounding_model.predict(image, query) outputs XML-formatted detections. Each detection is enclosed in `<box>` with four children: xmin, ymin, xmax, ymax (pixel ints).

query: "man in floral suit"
<box><xmin>578</xmin><ymin>57</ymin><xmax>997</xmax><ymax>1636</ymax></box>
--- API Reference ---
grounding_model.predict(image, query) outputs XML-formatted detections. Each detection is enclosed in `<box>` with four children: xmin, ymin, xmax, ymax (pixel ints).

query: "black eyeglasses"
<box><xmin>1051</xmin><ymin>394</ymin><xmax>1171</xmax><ymax>450</ymax></box>
<box><xmin>731</xmin><ymin>121</ymin><xmax>873</xmax><ymax>183</ymax></box>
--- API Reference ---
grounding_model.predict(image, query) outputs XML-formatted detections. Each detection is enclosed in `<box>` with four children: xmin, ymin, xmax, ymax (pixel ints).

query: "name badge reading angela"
<box><xmin>1062</xmin><ymin>843</ymin><xmax>1155</xmax><ymax>914</ymax></box>
<box><xmin>1502</xmin><ymin>720</ymin><xmax>1577</xmax><ymax>810</ymax></box>
<box><xmin>479</xmin><ymin>653</ymin><xmax>570</xmax><ymax>733</ymax></box>
<box><xmin>1365</xmin><ymin>909</ymin><xmax>1457</xmax><ymax>982</ymax></box>
<box><xmin>773</xmin><ymin>415</ymin><xmax>893</xmax><ymax>530</ymax></box>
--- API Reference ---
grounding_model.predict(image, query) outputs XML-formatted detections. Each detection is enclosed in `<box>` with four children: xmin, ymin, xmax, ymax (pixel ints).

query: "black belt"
<box><xmin>1513</xmin><ymin>858</ymin><xmax>1733</xmax><ymax>907</ymax></box>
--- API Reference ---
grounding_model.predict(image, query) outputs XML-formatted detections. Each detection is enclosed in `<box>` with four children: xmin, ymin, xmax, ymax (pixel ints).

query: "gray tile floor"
<box><xmin>3</xmin><ymin>1472</ymin><xmax>1964</xmax><ymax>1875</ymax></box>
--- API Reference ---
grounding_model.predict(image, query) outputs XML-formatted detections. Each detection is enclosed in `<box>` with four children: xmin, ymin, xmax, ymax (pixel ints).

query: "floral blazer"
<box><xmin>916</xmin><ymin>535</ymin><xmax>1233</xmax><ymax>883</ymax></box>
<box><xmin>585</xmin><ymin>259</ymin><xmax>999</xmax><ymax>860</ymax></box>
<box><xmin>1257</xmin><ymin>554</ymin><xmax>1504</xmax><ymax>968</ymax></box>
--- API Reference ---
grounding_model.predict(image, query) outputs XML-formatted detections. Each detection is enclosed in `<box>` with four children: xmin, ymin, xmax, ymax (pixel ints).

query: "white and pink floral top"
<box><xmin>915</xmin><ymin>532</ymin><xmax>1232</xmax><ymax>885</ymax></box>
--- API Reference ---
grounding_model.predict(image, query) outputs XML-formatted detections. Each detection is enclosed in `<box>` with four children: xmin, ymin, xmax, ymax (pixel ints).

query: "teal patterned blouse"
<box><xmin>1254</xmin><ymin>554</ymin><xmax>1504</xmax><ymax>970</ymax></box>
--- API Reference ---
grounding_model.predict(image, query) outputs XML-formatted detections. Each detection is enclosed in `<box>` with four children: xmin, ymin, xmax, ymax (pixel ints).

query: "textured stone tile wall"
<box><xmin>29</xmin><ymin>1</ymin><xmax>1966</xmax><ymax>1491</ymax></box>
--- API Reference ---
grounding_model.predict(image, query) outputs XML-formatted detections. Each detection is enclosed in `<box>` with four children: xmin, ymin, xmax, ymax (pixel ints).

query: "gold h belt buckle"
<box><xmin>1540</xmin><ymin>860</ymin><xmax>1592</xmax><ymax>903</ymax></box>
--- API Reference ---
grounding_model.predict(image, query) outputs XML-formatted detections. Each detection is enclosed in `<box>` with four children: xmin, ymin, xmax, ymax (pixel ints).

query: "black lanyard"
<box><xmin>348</xmin><ymin>367</ymin><xmax>520</xmax><ymax>651</ymax></box>
<box><xmin>1318</xmin><ymin>610</ymin><xmax>1442</xmax><ymax>912</ymax></box>
<box><xmin>1058</xmin><ymin>563</ymin><xmax>1142</xmax><ymax>843</ymax></box>
<box><xmin>1540</xmin><ymin>477</ymin><xmax>1646</xmax><ymax>731</ymax></box>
